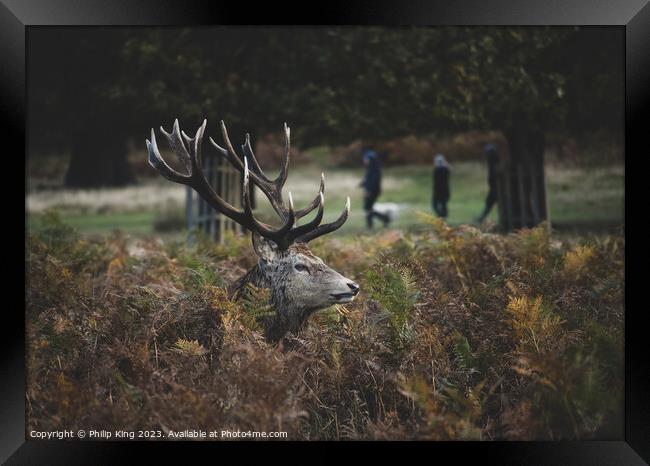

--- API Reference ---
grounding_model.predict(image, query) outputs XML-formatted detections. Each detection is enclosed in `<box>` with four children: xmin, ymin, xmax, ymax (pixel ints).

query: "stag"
<box><xmin>146</xmin><ymin>119</ymin><xmax>359</xmax><ymax>342</ymax></box>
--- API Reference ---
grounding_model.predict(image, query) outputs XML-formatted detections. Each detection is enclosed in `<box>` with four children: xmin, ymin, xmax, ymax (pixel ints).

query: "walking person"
<box><xmin>478</xmin><ymin>143</ymin><xmax>500</xmax><ymax>223</ymax></box>
<box><xmin>432</xmin><ymin>153</ymin><xmax>451</xmax><ymax>219</ymax></box>
<box><xmin>360</xmin><ymin>146</ymin><xmax>391</xmax><ymax>229</ymax></box>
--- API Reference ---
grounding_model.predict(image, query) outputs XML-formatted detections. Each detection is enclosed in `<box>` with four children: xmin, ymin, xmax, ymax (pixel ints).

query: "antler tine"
<box><xmin>242</xmin><ymin>133</ymin><xmax>270</xmax><ymax>181</ymax></box>
<box><xmin>192</xmin><ymin>119</ymin><xmax>207</xmax><ymax>175</ymax></box>
<box><xmin>212</xmin><ymin>121</ymin><xmax>257</xmax><ymax>183</ymax></box>
<box><xmin>212</xmin><ymin>121</ymin><xmax>289</xmax><ymax>219</ymax></box>
<box><xmin>288</xmin><ymin>192</ymin><xmax>325</xmax><ymax>242</ymax></box>
<box><xmin>295</xmin><ymin>197</ymin><xmax>351</xmax><ymax>244</ymax></box>
<box><xmin>295</xmin><ymin>172</ymin><xmax>326</xmax><ymax>219</ymax></box>
<box><xmin>148</xmin><ymin>120</ymin><xmax>251</xmax><ymax>229</ymax></box>
<box><xmin>180</xmin><ymin>126</ymin><xmax>196</xmax><ymax>154</ymax></box>
<box><xmin>273</xmin><ymin>122</ymin><xmax>291</xmax><ymax>190</ymax></box>
<box><xmin>209</xmin><ymin>123</ymin><xmax>244</xmax><ymax>171</ymax></box>
<box><xmin>146</xmin><ymin>129</ymin><xmax>190</xmax><ymax>184</ymax></box>
<box><xmin>242</xmin><ymin>157</ymin><xmax>296</xmax><ymax>249</ymax></box>
<box><xmin>160</xmin><ymin>119</ymin><xmax>192</xmax><ymax>174</ymax></box>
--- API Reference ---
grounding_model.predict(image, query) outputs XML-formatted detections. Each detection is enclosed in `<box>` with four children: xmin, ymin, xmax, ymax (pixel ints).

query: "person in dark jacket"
<box><xmin>432</xmin><ymin>153</ymin><xmax>451</xmax><ymax>218</ymax></box>
<box><xmin>478</xmin><ymin>143</ymin><xmax>500</xmax><ymax>223</ymax></box>
<box><xmin>360</xmin><ymin>146</ymin><xmax>390</xmax><ymax>229</ymax></box>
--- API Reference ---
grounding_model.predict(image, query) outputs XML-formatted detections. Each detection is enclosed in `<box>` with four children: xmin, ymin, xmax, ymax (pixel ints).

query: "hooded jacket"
<box><xmin>361</xmin><ymin>150</ymin><xmax>382</xmax><ymax>196</ymax></box>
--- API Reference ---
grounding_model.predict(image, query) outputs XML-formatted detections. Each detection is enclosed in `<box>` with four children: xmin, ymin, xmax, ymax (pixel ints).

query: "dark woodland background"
<box><xmin>28</xmin><ymin>26</ymin><xmax>623</xmax><ymax>187</ymax></box>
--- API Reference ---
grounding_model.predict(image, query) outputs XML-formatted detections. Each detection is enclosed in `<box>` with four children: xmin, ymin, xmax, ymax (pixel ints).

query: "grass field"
<box><xmin>26</xmin><ymin>161</ymin><xmax>624</xmax><ymax>238</ymax></box>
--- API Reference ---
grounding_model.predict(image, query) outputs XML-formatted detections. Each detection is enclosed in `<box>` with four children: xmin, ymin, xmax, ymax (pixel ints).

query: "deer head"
<box><xmin>146</xmin><ymin>119</ymin><xmax>359</xmax><ymax>341</ymax></box>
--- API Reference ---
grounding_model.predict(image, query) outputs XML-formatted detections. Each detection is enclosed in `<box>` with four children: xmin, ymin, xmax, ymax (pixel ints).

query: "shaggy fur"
<box><xmin>231</xmin><ymin>239</ymin><xmax>358</xmax><ymax>342</ymax></box>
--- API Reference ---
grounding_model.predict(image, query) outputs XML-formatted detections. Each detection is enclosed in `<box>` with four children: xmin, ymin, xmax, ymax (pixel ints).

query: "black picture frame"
<box><xmin>5</xmin><ymin>0</ymin><xmax>648</xmax><ymax>463</ymax></box>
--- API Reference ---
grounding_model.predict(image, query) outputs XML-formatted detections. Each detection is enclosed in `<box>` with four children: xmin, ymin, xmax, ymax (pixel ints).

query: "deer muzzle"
<box><xmin>330</xmin><ymin>280</ymin><xmax>360</xmax><ymax>303</ymax></box>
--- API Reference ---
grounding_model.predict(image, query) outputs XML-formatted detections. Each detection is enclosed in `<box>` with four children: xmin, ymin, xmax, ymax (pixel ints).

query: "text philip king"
<box><xmin>89</xmin><ymin>430</ymin><xmax>135</xmax><ymax>439</ymax></box>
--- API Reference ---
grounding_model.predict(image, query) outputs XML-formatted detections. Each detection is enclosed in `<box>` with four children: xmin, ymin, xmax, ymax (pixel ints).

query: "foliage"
<box><xmin>563</xmin><ymin>244</ymin><xmax>596</xmax><ymax>277</ymax></box>
<box><xmin>330</xmin><ymin>131</ymin><xmax>509</xmax><ymax>167</ymax></box>
<box><xmin>26</xmin><ymin>215</ymin><xmax>624</xmax><ymax>440</ymax></box>
<box><xmin>30</xmin><ymin>28</ymin><xmax>623</xmax><ymax>173</ymax></box>
<box><xmin>115</xmin><ymin>27</ymin><xmax>620</xmax><ymax>144</ymax></box>
<box><xmin>172</xmin><ymin>339</ymin><xmax>208</xmax><ymax>357</ymax></box>
<box><xmin>365</xmin><ymin>257</ymin><xmax>421</xmax><ymax>349</ymax></box>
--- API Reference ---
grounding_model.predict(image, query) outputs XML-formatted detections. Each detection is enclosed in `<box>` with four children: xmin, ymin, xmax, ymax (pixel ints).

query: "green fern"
<box><xmin>238</xmin><ymin>283</ymin><xmax>276</xmax><ymax>331</ymax></box>
<box><xmin>366</xmin><ymin>257</ymin><xmax>420</xmax><ymax>346</ymax></box>
<box><xmin>452</xmin><ymin>333</ymin><xmax>476</xmax><ymax>370</ymax></box>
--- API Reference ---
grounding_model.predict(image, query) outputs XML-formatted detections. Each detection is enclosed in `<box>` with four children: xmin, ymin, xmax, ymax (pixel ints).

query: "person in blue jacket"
<box><xmin>360</xmin><ymin>146</ymin><xmax>390</xmax><ymax>229</ymax></box>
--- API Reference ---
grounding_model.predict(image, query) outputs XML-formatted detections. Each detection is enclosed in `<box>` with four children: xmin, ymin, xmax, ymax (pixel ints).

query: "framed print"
<box><xmin>4</xmin><ymin>0</ymin><xmax>648</xmax><ymax>463</ymax></box>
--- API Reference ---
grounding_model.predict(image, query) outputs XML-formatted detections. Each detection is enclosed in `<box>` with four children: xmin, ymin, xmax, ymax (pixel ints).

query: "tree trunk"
<box><xmin>499</xmin><ymin>127</ymin><xmax>548</xmax><ymax>232</ymax></box>
<box><xmin>64</xmin><ymin>128</ymin><xmax>134</xmax><ymax>188</ymax></box>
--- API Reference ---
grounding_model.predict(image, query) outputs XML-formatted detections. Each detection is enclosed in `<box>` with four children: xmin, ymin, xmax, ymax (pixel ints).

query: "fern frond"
<box><xmin>171</xmin><ymin>338</ymin><xmax>207</xmax><ymax>357</ymax></box>
<box><xmin>452</xmin><ymin>334</ymin><xmax>476</xmax><ymax>370</ymax></box>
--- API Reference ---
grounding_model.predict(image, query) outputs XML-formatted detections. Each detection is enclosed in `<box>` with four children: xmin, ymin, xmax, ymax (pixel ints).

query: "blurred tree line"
<box><xmin>28</xmin><ymin>26</ymin><xmax>623</xmax><ymax>188</ymax></box>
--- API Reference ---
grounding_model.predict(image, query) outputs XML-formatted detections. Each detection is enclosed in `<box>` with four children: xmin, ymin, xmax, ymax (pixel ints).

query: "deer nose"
<box><xmin>347</xmin><ymin>281</ymin><xmax>360</xmax><ymax>295</ymax></box>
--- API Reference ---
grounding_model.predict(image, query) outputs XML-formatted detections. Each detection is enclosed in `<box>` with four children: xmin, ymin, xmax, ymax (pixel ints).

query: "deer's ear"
<box><xmin>252</xmin><ymin>232</ymin><xmax>279</xmax><ymax>261</ymax></box>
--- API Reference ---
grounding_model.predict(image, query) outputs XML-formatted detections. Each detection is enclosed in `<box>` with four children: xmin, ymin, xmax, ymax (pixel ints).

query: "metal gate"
<box><xmin>186</xmin><ymin>152</ymin><xmax>243</xmax><ymax>243</ymax></box>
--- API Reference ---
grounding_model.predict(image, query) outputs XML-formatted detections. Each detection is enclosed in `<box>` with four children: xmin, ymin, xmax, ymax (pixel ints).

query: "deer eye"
<box><xmin>294</xmin><ymin>264</ymin><xmax>309</xmax><ymax>273</ymax></box>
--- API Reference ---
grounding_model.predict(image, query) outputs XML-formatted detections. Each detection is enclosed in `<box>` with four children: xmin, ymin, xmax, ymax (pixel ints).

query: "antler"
<box><xmin>146</xmin><ymin>119</ymin><xmax>350</xmax><ymax>250</ymax></box>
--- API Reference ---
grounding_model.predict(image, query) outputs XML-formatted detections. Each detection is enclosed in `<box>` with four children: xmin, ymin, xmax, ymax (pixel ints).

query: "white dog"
<box><xmin>372</xmin><ymin>202</ymin><xmax>402</xmax><ymax>221</ymax></box>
